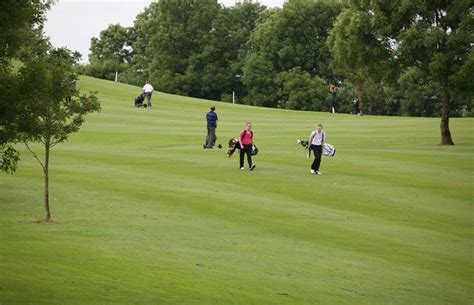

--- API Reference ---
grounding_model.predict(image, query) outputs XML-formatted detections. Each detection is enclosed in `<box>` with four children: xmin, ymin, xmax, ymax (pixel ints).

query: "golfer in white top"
<box><xmin>307</xmin><ymin>123</ymin><xmax>325</xmax><ymax>175</ymax></box>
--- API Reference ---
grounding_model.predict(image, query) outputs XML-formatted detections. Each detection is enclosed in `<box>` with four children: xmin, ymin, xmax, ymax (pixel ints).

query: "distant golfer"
<box><xmin>353</xmin><ymin>98</ymin><xmax>361</xmax><ymax>115</ymax></box>
<box><xmin>142</xmin><ymin>81</ymin><xmax>154</xmax><ymax>108</ymax></box>
<box><xmin>238</xmin><ymin>122</ymin><xmax>256</xmax><ymax>171</ymax></box>
<box><xmin>330</xmin><ymin>85</ymin><xmax>337</xmax><ymax>114</ymax></box>
<box><xmin>203</xmin><ymin>106</ymin><xmax>218</xmax><ymax>149</ymax></box>
<box><xmin>307</xmin><ymin>123</ymin><xmax>325</xmax><ymax>175</ymax></box>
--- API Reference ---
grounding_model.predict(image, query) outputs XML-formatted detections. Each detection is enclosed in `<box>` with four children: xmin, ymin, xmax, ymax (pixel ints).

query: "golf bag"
<box><xmin>296</xmin><ymin>139</ymin><xmax>336</xmax><ymax>157</ymax></box>
<box><xmin>227</xmin><ymin>139</ymin><xmax>258</xmax><ymax>157</ymax></box>
<box><xmin>322</xmin><ymin>143</ymin><xmax>336</xmax><ymax>157</ymax></box>
<box><xmin>134</xmin><ymin>93</ymin><xmax>147</xmax><ymax>107</ymax></box>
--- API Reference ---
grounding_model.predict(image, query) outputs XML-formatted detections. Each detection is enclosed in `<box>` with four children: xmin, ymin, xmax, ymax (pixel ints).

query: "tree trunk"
<box><xmin>44</xmin><ymin>142</ymin><xmax>51</xmax><ymax>222</ymax></box>
<box><xmin>440</xmin><ymin>88</ymin><xmax>454</xmax><ymax>145</ymax></box>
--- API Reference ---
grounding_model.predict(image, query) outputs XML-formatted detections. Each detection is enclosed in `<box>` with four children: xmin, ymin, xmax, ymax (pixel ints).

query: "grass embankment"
<box><xmin>1</xmin><ymin>76</ymin><xmax>473</xmax><ymax>304</ymax></box>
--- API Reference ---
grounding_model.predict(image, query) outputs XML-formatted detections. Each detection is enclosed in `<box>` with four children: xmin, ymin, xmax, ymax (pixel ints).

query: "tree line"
<box><xmin>82</xmin><ymin>1</ymin><xmax>472</xmax><ymax>127</ymax></box>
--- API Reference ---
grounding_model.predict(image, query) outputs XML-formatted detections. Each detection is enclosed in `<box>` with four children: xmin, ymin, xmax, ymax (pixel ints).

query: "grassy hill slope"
<box><xmin>1</xmin><ymin>76</ymin><xmax>473</xmax><ymax>304</ymax></box>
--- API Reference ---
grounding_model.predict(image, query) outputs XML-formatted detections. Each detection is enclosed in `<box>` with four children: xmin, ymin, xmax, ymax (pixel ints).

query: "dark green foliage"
<box><xmin>397</xmin><ymin>67</ymin><xmax>442</xmax><ymax>117</ymax></box>
<box><xmin>84</xmin><ymin>0</ymin><xmax>471</xmax><ymax>123</ymax></box>
<box><xmin>248</xmin><ymin>0</ymin><xmax>341</xmax><ymax>79</ymax></box>
<box><xmin>0</xmin><ymin>0</ymin><xmax>52</xmax><ymax>173</ymax></box>
<box><xmin>86</xmin><ymin>24</ymin><xmax>132</xmax><ymax>80</ymax></box>
<box><xmin>242</xmin><ymin>0</ymin><xmax>341</xmax><ymax>108</ymax></box>
<box><xmin>0</xmin><ymin>0</ymin><xmax>51</xmax><ymax>68</ymax></box>
<box><xmin>146</xmin><ymin>1</ymin><xmax>220</xmax><ymax>94</ymax></box>
<box><xmin>329</xmin><ymin>0</ymin><xmax>473</xmax><ymax>143</ymax></box>
<box><xmin>184</xmin><ymin>3</ymin><xmax>267</xmax><ymax>100</ymax></box>
<box><xmin>0</xmin><ymin>145</ymin><xmax>19</xmax><ymax>174</ymax></box>
<box><xmin>242</xmin><ymin>53</ymin><xmax>277</xmax><ymax>107</ymax></box>
<box><xmin>275</xmin><ymin>67</ymin><xmax>327</xmax><ymax>111</ymax></box>
<box><xmin>18</xmin><ymin>48</ymin><xmax>101</xmax><ymax>146</ymax></box>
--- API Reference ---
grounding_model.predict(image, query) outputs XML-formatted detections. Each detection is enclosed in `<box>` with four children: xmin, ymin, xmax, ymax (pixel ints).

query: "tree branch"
<box><xmin>24</xmin><ymin>142</ymin><xmax>45</xmax><ymax>171</ymax></box>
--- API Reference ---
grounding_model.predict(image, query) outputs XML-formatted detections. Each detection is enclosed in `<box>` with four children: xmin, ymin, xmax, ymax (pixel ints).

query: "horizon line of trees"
<box><xmin>80</xmin><ymin>0</ymin><xmax>472</xmax><ymax>119</ymax></box>
<box><xmin>80</xmin><ymin>0</ymin><xmax>472</xmax><ymax>144</ymax></box>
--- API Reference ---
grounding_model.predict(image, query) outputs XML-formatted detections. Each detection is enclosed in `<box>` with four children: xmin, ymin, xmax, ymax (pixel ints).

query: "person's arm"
<box><xmin>322</xmin><ymin>132</ymin><xmax>325</xmax><ymax>146</ymax></box>
<box><xmin>239</xmin><ymin>131</ymin><xmax>244</xmax><ymax>149</ymax></box>
<box><xmin>307</xmin><ymin>132</ymin><xmax>314</xmax><ymax>149</ymax></box>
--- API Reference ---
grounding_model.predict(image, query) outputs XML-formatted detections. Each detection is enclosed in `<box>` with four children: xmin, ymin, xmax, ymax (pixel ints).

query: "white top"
<box><xmin>143</xmin><ymin>83</ymin><xmax>154</xmax><ymax>93</ymax></box>
<box><xmin>310</xmin><ymin>130</ymin><xmax>325</xmax><ymax>145</ymax></box>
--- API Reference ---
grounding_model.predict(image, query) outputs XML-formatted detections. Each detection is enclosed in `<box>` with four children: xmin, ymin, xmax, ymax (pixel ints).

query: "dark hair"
<box><xmin>210</xmin><ymin>106</ymin><xmax>215</xmax><ymax>111</ymax></box>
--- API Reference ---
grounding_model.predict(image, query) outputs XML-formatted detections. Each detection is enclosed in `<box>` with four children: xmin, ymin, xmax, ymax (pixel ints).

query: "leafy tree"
<box><xmin>90</xmin><ymin>24</ymin><xmax>133</xmax><ymax>63</ymax></box>
<box><xmin>243</xmin><ymin>0</ymin><xmax>341</xmax><ymax>108</ymax></box>
<box><xmin>0</xmin><ymin>0</ymin><xmax>52</xmax><ymax>173</ymax></box>
<box><xmin>0</xmin><ymin>71</ymin><xmax>22</xmax><ymax>173</ymax></box>
<box><xmin>329</xmin><ymin>0</ymin><xmax>473</xmax><ymax>144</ymax></box>
<box><xmin>242</xmin><ymin>53</ymin><xmax>277</xmax><ymax>107</ymax></box>
<box><xmin>248</xmin><ymin>0</ymin><xmax>341</xmax><ymax>78</ymax></box>
<box><xmin>119</xmin><ymin>2</ymin><xmax>162</xmax><ymax>86</ymax></box>
<box><xmin>184</xmin><ymin>3</ymin><xmax>267</xmax><ymax>101</ymax></box>
<box><xmin>87</xmin><ymin>24</ymin><xmax>132</xmax><ymax>80</ymax></box>
<box><xmin>16</xmin><ymin>48</ymin><xmax>100</xmax><ymax>222</ymax></box>
<box><xmin>276</xmin><ymin>67</ymin><xmax>326</xmax><ymax>111</ymax></box>
<box><xmin>147</xmin><ymin>1</ymin><xmax>220</xmax><ymax>94</ymax></box>
<box><xmin>0</xmin><ymin>0</ymin><xmax>51</xmax><ymax>68</ymax></box>
<box><xmin>397</xmin><ymin>67</ymin><xmax>442</xmax><ymax>117</ymax></box>
<box><xmin>327</xmin><ymin>6</ymin><xmax>390</xmax><ymax>115</ymax></box>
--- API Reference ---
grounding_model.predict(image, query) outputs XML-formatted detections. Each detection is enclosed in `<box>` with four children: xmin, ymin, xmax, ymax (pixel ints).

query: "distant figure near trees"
<box><xmin>142</xmin><ymin>81</ymin><xmax>154</xmax><ymax>108</ymax></box>
<box><xmin>329</xmin><ymin>85</ymin><xmax>337</xmax><ymax>114</ymax></box>
<box><xmin>353</xmin><ymin>98</ymin><xmax>361</xmax><ymax>115</ymax></box>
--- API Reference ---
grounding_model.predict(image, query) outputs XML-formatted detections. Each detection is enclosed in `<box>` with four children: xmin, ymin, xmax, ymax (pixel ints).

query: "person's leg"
<box><xmin>314</xmin><ymin>145</ymin><xmax>322</xmax><ymax>171</ymax></box>
<box><xmin>211</xmin><ymin>128</ymin><xmax>217</xmax><ymax>147</ymax></box>
<box><xmin>239</xmin><ymin>146</ymin><xmax>245</xmax><ymax>168</ymax></box>
<box><xmin>208</xmin><ymin>127</ymin><xmax>216</xmax><ymax>148</ymax></box>
<box><xmin>204</xmin><ymin>127</ymin><xmax>210</xmax><ymax>148</ymax></box>
<box><xmin>311</xmin><ymin>145</ymin><xmax>318</xmax><ymax>170</ymax></box>
<box><xmin>146</xmin><ymin>93</ymin><xmax>152</xmax><ymax>107</ymax></box>
<box><xmin>244</xmin><ymin>144</ymin><xmax>253</xmax><ymax>168</ymax></box>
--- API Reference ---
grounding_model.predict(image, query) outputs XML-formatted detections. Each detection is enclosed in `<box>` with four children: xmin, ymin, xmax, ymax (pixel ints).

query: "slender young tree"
<box><xmin>17</xmin><ymin>48</ymin><xmax>100</xmax><ymax>222</ymax></box>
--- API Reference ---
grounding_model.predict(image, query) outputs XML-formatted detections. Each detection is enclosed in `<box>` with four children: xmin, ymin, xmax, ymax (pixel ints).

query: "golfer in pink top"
<box><xmin>238</xmin><ymin>122</ymin><xmax>256</xmax><ymax>171</ymax></box>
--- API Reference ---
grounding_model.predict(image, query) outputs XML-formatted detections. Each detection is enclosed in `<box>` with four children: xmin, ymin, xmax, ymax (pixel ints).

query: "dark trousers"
<box><xmin>311</xmin><ymin>145</ymin><xmax>322</xmax><ymax>171</ymax></box>
<box><xmin>205</xmin><ymin>127</ymin><xmax>216</xmax><ymax>148</ymax></box>
<box><xmin>354</xmin><ymin>104</ymin><xmax>360</xmax><ymax>115</ymax></box>
<box><xmin>144</xmin><ymin>92</ymin><xmax>152</xmax><ymax>107</ymax></box>
<box><xmin>239</xmin><ymin>144</ymin><xmax>253</xmax><ymax>168</ymax></box>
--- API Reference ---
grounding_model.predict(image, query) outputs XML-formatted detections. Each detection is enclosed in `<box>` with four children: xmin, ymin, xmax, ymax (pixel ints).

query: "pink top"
<box><xmin>239</xmin><ymin>130</ymin><xmax>253</xmax><ymax>145</ymax></box>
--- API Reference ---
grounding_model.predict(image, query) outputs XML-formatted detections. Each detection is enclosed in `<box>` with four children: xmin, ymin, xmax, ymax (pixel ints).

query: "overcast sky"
<box><xmin>44</xmin><ymin>0</ymin><xmax>284</xmax><ymax>63</ymax></box>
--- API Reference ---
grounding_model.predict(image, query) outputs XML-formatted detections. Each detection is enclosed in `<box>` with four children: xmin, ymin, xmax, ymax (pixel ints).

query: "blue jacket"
<box><xmin>206</xmin><ymin>111</ymin><xmax>218</xmax><ymax>128</ymax></box>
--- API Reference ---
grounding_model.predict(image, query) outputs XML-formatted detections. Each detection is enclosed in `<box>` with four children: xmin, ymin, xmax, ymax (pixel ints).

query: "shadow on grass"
<box><xmin>20</xmin><ymin>216</ymin><xmax>67</xmax><ymax>224</ymax></box>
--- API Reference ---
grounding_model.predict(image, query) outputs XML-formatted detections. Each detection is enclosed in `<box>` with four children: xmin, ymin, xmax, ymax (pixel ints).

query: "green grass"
<box><xmin>1</xmin><ymin>76</ymin><xmax>473</xmax><ymax>304</ymax></box>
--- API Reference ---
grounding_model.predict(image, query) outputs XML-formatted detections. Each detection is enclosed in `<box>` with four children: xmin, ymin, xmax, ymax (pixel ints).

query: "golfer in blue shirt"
<box><xmin>203</xmin><ymin>106</ymin><xmax>218</xmax><ymax>149</ymax></box>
